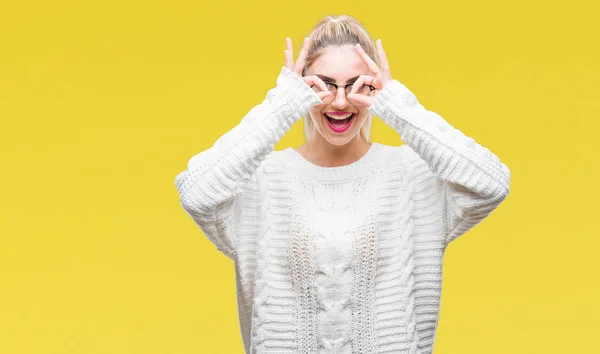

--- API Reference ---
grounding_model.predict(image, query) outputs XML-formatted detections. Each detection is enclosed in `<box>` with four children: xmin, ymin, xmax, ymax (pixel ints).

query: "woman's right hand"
<box><xmin>284</xmin><ymin>37</ymin><xmax>333</xmax><ymax>102</ymax></box>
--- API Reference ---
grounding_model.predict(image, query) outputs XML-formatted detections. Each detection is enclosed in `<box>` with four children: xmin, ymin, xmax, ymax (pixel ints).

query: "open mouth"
<box><xmin>324</xmin><ymin>113</ymin><xmax>355</xmax><ymax>132</ymax></box>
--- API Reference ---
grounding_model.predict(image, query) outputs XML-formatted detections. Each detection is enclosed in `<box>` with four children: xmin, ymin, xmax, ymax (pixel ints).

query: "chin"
<box><xmin>324</xmin><ymin>136</ymin><xmax>357</xmax><ymax>146</ymax></box>
<box><xmin>319</xmin><ymin>126</ymin><xmax>362</xmax><ymax>146</ymax></box>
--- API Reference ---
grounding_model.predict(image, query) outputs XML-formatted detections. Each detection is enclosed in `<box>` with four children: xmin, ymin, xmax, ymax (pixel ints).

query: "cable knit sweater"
<box><xmin>174</xmin><ymin>66</ymin><xmax>511</xmax><ymax>354</ymax></box>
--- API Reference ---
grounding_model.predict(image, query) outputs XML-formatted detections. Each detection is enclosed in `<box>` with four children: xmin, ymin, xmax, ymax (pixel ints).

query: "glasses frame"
<box><xmin>311</xmin><ymin>81</ymin><xmax>376</xmax><ymax>96</ymax></box>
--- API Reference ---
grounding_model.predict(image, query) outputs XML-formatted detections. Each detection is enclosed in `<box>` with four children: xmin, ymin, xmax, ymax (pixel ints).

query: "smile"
<box><xmin>324</xmin><ymin>113</ymin><xmax>355</xmax><ymax>133</ymax></box>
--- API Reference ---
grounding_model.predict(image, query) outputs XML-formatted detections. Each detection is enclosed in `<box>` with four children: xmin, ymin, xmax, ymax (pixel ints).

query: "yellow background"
<box><xmin>1</xmin><ymin>1</ymin><xmax>598</xmax><ymax>353</ymax></box>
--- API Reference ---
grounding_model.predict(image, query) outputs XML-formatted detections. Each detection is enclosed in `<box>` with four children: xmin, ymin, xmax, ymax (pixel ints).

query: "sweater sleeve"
<box><xmin>174</xmin><ymin>66</ymin><xmax>322</xmax><ymax>260</ymax></box>
<box><xmin>369</xmin><ymin>80</ymin><xmax>511</xmax><ymax>245</ymax></box>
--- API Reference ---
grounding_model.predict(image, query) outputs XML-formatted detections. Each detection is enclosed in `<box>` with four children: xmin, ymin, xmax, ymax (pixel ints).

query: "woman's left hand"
<box><xmin>346</xmin><ymin>39</ymin><xmax>393</xmax><ymax>107</ymax></box>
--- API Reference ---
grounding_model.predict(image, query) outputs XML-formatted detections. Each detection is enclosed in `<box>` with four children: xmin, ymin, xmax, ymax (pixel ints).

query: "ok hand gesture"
<box><xmin>284</xmin><ymin>37</ymin><xmax>334</xmax><ymax>102</ymax></box>
<box><xmin>346</xmin><ymin>39</ymin><xmax>393</xmax><ymax>107</ymax></box>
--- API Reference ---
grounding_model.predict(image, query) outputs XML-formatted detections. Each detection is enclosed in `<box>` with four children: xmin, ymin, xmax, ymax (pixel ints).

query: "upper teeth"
<box><xmin>325</xmin><ymin>113</ymin><xmax>353</xmax><ymax>120</ymax></box>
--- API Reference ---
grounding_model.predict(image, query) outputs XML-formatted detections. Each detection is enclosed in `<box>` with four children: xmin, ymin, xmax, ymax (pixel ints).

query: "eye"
<box><xmin>325</xmin><ymin>83</ymin><xmax>337</xmax><ymax>92</ymax></box>
<box><xmin>345</xmin><ymin>83</ymin><xmax>369</xmax><ymax>94</ymax></box>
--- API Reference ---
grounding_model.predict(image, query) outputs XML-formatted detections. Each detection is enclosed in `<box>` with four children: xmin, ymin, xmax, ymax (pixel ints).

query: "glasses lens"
<box><xmin>313</xmin><ymin>83</ymin><xmax>371</xmax><ymax>103</ymax></box>
<box><xmin>311</xmin><ymin>84</ymin><xmax>334</xmax><ymax>103</ymax></box>
<box><xmin>345</xmin><ymin>84</ymin><xmax>371</xmax><ymax>96</ymax></box>
<box><xmin>326</xmin><ymin>83</ymin><xmax>337</xmax><ymax>94</ymax></box>
<box><xmin>312</xmin><ymin>83</ymin><xmax>338</xmax><ymax>94</ymax></box>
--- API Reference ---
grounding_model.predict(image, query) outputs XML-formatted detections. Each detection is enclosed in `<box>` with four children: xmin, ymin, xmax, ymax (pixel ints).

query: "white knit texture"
<box><xmin>175</xmin><ymin>66</ymin><xmax>511</xmax><ymax>354</ymax></box>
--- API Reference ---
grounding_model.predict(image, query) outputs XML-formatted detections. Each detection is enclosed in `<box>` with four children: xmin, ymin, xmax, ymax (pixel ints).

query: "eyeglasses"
<box><xmin>311</xmin><ymin>81</ymin><xmax>376</xmax><ymax>98</ymax></box>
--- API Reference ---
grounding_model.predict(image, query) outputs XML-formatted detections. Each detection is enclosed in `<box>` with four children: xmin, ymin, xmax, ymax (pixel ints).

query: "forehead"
<box><xmin>307</xmin><ymin>44</ymin><xmax>369</xmax><ymax>81</ymax></box>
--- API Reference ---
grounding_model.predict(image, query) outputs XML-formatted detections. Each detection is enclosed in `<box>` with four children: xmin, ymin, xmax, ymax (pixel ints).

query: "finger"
<box><xmin>294</xmin><ymin>37</ymin><xmax>310</xmax><ymax>75</ymax></box>
<box><xmin>304</xmin><ymin>75</ymin><xmax>328</xmax><ymax>92</ymax></box>
<box><xmin>350</xmin><ymin>74</ymin><xmax>375</xmax><ymax>94</ymax></box>
<box><xmin>316</xmin><ymin>91</ymin><xmax>334</xmax><ymax>101</ymax></box>
<box><xmin>376</xmin><ymin>39</ymin><xmax>390</xmax><ymax>74</ymax></box>
<box><xmin>284</xmin><ymin>50</ymin><xmax>293</xmax><ymax>70</ymax></box>
<box><xmin>350</xmin><ymin>75</ymin><xmax>366</xmax><ymax>95</ymax></box>
<box><xmin>355</xmin><ymin>43</ymin><xmax>381</xmax><ymax>76</ymax></box>
<box><xmin>346</xmin><ymin>93</ymin><xmax>372</xmax><ymax>107</ymax></box>
<box><xmin>286</xmin><ymin>38</ymin><xmax>294</xmax><ymax>69</ymax></box>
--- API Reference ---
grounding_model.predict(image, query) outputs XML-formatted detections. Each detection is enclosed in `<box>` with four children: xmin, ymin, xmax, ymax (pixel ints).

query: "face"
<box><xmin>304</xmin><ymin>44</ymin><xmax>373</xmax><ymax>146</ymax></box>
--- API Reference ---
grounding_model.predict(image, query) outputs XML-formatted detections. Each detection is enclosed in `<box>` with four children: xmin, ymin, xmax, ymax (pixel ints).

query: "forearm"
<box><xmin>175</xmin><ymin>66</ymin><xmax>322</xmax><ymax>214</ymax></box>
<box><xmin>370</xmin><ymin>80</ymin><xmax>510</xmax><ymax>198</ymax></box>
<box><xmin>369</xmin><ymin>80</ymin><xmax>511</xmax><ymax>243</ymax></box>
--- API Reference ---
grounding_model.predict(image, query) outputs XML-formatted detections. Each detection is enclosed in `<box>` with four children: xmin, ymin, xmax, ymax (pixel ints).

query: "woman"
<box><xmin>175</xmin><ymin>15</ymin><xmax>510</xmax><ymax>354</ymax></box>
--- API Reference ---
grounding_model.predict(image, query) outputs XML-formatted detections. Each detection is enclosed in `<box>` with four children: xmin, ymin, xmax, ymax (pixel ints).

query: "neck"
<box><xmin>297</xmin><ymin>134</ymin><xmax>372</xmax><ymax>168</ymax></box>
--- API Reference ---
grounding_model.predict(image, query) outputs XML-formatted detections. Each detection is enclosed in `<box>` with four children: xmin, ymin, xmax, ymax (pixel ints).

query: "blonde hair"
<box><xmin>301</xmin><ymin>15</ymin><xmax>380</xmax><ymax>143</ymax></box>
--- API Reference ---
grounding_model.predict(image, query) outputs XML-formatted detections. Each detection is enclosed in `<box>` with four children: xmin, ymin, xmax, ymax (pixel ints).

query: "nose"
<box><xmin>331</xmin><ymin>87</ymin><xmax>350</xmax><ymax>109</ymax></box>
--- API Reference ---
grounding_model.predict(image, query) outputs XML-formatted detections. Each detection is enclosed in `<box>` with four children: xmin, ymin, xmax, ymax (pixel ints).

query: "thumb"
<box><xmin>317</xmin><ymin>91</ymin><xmax>333</xmax><ymax>101</ymax></box>
<box><xmin>346</xmin><ymin>93</ymin><xmax>372</xmax><ymax>107</ymax></box>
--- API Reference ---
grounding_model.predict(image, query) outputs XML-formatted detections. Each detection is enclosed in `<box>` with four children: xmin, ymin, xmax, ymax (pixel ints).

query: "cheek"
<box><xmin>355</xmin><ymin>109</ymin><xmax>369</xmax><ymax>121</ymax></box>
<box><xmin>309</xmin><ymin>106</ymin><xmax>325</xmax><ymax>120</ymax></box>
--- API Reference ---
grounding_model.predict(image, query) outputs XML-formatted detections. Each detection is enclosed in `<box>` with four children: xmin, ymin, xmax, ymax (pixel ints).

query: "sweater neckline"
<box><xmin>283</xmin><ymin>142</ymin><xmax>383</xmax><ymax>182</ymax></box>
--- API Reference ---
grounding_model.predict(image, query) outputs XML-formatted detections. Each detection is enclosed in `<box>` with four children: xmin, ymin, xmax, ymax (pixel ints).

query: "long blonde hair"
<box><xmin>301</xmin><ymin>15</ymin><xmax>380</xmax><ymax>142</ymax></box>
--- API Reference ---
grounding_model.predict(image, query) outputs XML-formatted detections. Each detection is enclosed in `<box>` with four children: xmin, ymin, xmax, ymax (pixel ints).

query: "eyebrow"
<box><xmin>315</xmin><ymin>74</ymin><xmax>361</xmax><ymax>84</ymax></box>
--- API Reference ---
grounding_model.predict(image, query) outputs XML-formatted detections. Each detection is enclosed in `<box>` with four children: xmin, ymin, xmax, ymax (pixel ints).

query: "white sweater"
<box><xmin>175</xmin><ymin>66</ymin><xmax>511</xmax><ymax>354</ymax></box>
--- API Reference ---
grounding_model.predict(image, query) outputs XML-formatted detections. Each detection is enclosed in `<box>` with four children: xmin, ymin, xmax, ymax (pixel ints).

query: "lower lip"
<box><xmin>324</xmin><ymin>114</ymin><xmax>355</xmax><ymax>133</ymax></box>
